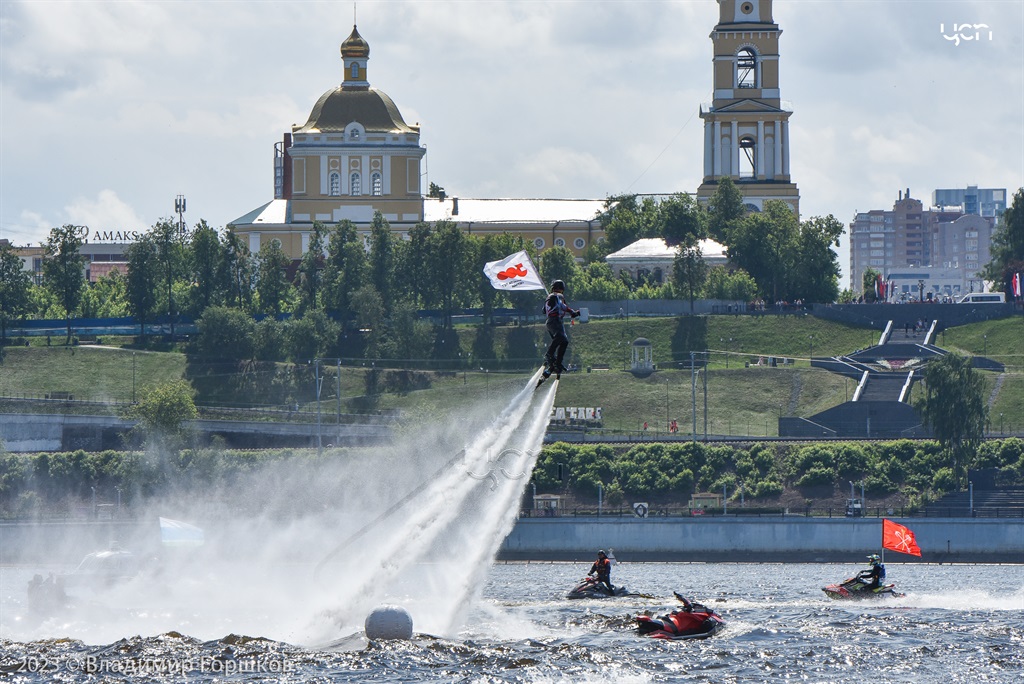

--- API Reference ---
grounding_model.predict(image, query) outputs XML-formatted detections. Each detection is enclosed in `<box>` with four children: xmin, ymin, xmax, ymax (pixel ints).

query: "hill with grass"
<box><xmin>0</xmin><ymin>315</ymin><xmax>1020</xmax><ymax>437</ymax></box>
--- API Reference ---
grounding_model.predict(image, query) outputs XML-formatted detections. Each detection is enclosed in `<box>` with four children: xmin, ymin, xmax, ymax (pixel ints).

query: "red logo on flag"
<box><xmin>883</xmin><ymin>518</ymin><xmax>922</xmax><ymax>557</ymax></box>
<box><xmin>496</xmin><ymin>263</ymin><xmax>529</xmax><ymax>281</ymax></box>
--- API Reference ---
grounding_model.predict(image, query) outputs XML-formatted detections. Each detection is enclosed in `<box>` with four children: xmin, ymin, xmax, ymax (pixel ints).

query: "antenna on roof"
<box><xmin>354</xmin><ymin>2</ymin><xmax>357</xmax><ymax>24</ymax></box>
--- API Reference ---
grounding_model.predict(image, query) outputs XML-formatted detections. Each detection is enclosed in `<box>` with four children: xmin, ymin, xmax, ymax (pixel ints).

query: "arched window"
<box><xmin>739</xmin><ymin>136</ymin><xmax>756</xmax><ymax>178</ymax></box>
<box><xmin>329</xmin><ymin>172</ymin><xmax>341</xmax><ymax>196</ymax></box>
<box><xmin>737</xmin><ymin>48</ymin><xmax>757</xmax><ymax>88</ymax></box>
<box><xmin>350</xmin><ymin>172</ymin><xmax>361</xmax><ymax>196</ymax></box>
<box><xmin>371</xmin><ymin>172</ymin><xmax>383</xmax><ymax>196</ymax></box>
<box><xmin>350</xmin><ymin>63</ymin><xmax>359</xmax><ymax>80</ymax></box>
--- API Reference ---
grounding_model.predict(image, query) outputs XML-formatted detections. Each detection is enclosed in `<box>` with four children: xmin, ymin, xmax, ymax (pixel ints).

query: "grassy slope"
<box><xmin>0</xmin><ymin>346</ymin><xmax>186</xmax><ymax>404</ymax></box>
<box><xmin>1</xmin><ymin>315</ymin><xmax>1019</xmax><ymax>433</ymax></box>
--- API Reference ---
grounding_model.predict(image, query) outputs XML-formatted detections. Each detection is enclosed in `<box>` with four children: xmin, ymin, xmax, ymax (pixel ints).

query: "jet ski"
<box><xmin>636</xmin><ymin>593</ymin><xmax>725</xmax><ymax>640</ymax></box>
<box><xmin>822</xmin><ymin>576</ymin><xmax>904</xmax><ymax>599</ymax></box>
<box><xmin>566</xmin><ymin>576</ymin><xmax>631</xmax><ymax>599</ymax></box>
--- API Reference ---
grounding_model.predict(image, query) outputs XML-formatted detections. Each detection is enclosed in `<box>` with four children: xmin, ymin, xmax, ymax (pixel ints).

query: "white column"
<box><xmin>320</xmin><ymin>157</ymin><xmax>329</xmax><ymax>195</ymax></box>
<box><xmin>704</xmin><ymin>122</ymin><xmax>713</xmax><ymax>178</ymax></box>
<box><xmin>774</xmin><ymin>121</ymin><xmax>783</xmax><ymax>178</ymax></box>
<box><xmin>713</xmin><ymin>120</ymin><xmax>722</xmax><ymax>177</ymax></box>
<box><xmin>731</xmin><ymin>121</ymin><xmax>739</xmax><ymax>178</ymax></box>
<box><xmin>782</xmin><ymin>121</ymin><xmax>791</xmax><ymax>175</ymax></box>
<box><xmin>756</xmin><ymin>121</ymin><xmax>765</xmax><ymax>178</ymax></box>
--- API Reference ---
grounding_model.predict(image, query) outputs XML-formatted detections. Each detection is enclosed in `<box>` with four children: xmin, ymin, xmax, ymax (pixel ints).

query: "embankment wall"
<box><xmin>2</xmin><ymin>518</ymin><xmax>1021</xmax><ymax>565</ymax></box>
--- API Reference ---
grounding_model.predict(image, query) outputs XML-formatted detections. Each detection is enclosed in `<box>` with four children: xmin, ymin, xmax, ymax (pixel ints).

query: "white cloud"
<box><xmin>64</xmin><ymin>190</ymin><xmax>147</xmax><ymax>232</ymax></box>
<box><xmin>1</xmin><ymin>0</ymin><xmax>1022</xmax><ymax>290</ymax></box>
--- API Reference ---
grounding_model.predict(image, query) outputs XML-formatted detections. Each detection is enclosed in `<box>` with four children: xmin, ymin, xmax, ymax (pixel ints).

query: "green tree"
<box><xmin>80</xmin><ymin>270</ymin><xmax>128</xmax><ymax>319</ymax></box>
<box><xmin>659</xmin><ymin>193</ymin><xmax>706</xmax><ymax>248</ymax></box>
<box><xmin>672</xmin><ymin>243</ymin><xmax>709</xmax><ymax>312</ymax></box>
<box><xmin>323</xmin><ymin>220</ymin><xmax>365</xmax><ymax>318</ymax></box>
<box><xmin>982</xmin><ymin>187</ymin><xmax>1024</xmax><ymax>298</ymax></box>
<box><xmin>540</xmin><ymin>246</ymin><xmax>580</xmax><ymax>289</ymax></box>
<box><xmin>862</xmin><ymin>267</ymin><xmax>882</xmax><ymax>303</ymax></box>
<box><xmin>706</xmin><ymin>177</ymin><xmax>746</xmax><ymax>243</ymax></box>
<box><xmin>256</xmin><ymin>239</ymin><xmax>293</xmax><ymax>315</ymax></box>
<box><xmin>795</xmin><ymin>215</ymin><xmax>843</xmax><ymax>303</ymax></box>
<box><xmin>704</xmin><ymin>266</ymin><xmax>757</xmax><ymax>301</ymax></box>
<box><xmin>125</xmin><ymin>236</ymin><xmax>160</xmax><ymax>340</ymax></box>
<box><xmin>152</xmin><ymin>219</ymin><xmax>186</xmax><ymax>337</ymax></box>
<box><xmin>126</xmin><ymin>379</ymin><xmax>198</xmax><ymax>449</ymax></box>
<box><xmin>188</xmin><ymin>220</ymin><xmax>224</xmax><ymax>316</ymax></box>
<box><xmin>0</xmin><ymin>242</ymin><xmax>33</xmax><ymax>343</ymax></box>
<box><xmin>727</xmin><ymin>200</ymin><xmax>798</xmax><ymax>302</ymax></box>
<box><xmin>422</xmin><ymin>221</ymin><xmax>475</xmax><ymax>329</ymax></box>
<box><xmin>367</xmin><ymin>212</ymin><xmax>398</xmax><ymax>315</ymax></box>
<box><xmin>42</xmin><ymin>224</ymin><xmax>86</xmax><ymax>343</ymax></box>
<box><xmin>195</xmin><ymin>305</ymin><xmax>255</xmax><ymax>359</ymax></box>
<box><xmin>916</xmin><ymin>351</ymin><xmax>988</xmax><ymax>486</ymax></box>
<box><xmin>350</xmin><ymin>284</ymin><xmax>385</xmax><ymax>360</ymax></box>
<box><xmin>599</xmin><ymin>194</ymin><xmax>661</xmax><ymax>253</ymax></box>
<box><xmin>221</xmin><ymin>228</ymin><xmax>254</xmax><ymax>311</ymax></box>
<box><xmin>296</xmin><ymin>221</ymin><xmax>325</xmax><ymax>313</ymax></box>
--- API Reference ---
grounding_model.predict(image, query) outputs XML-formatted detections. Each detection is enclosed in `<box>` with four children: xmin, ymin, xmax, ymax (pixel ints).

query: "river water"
<box><xmin>1</xmin><ymin>561</ymin><xmax>1021</xmax><ymax>682</ymax></box>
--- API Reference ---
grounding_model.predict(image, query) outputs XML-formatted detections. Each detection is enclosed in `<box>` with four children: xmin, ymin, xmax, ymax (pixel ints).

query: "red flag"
<box><xmin>883</xmin><ymin>519</ymin><xmax>922</xmax><ymax>557</ymax></box>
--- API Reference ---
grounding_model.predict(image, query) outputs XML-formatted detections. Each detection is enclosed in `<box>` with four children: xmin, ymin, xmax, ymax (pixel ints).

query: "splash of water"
<box><xmin>312</xmin><ymin>370</ymin><xmax>558</xmax><ymax>638</ymax></box>
<box><xmin>2</xmin><ymin>370</ymin><xmax>558</xmax><ymax>646</ymax></box>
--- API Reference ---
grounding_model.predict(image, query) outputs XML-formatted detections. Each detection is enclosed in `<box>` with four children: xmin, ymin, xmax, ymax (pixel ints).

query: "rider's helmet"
<box><xmin>597</xmin><ymin>549</ymin><xmax>607</xmax><ymax>558</ymax></box>
<box><xmin>551</xmin><ymin>280</ymin><xmax>566</xmax><ymax>292</ymax></box>
<box><xmin>867</xmin><ymin>554</ymin><xmax>881</xmax><ymax>566</ymax></box>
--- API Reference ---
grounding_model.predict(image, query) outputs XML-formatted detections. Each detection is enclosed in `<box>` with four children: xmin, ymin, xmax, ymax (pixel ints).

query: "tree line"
<box><xmin>1</xmin><ymin>179</ymin><xmax>850</xmax><ymax>345</ymax></box>
<box><xmin>2</xmin><ymin>437</ymin><xmax>1020</xmax><ymax>520</ymax></box>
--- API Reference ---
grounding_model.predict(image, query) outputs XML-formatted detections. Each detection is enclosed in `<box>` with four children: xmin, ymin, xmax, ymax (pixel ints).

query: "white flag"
<box><xmin>482</xmin><ymin>250</ymin><xmax>546</xmax><ymax>291</ymax></box>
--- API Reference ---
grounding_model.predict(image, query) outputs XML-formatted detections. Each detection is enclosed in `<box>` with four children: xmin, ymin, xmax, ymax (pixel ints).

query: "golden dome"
<box><xmin>340</xmin><ymin>25</ymin><xmax>369</xmax><ymax>58</ymax></box>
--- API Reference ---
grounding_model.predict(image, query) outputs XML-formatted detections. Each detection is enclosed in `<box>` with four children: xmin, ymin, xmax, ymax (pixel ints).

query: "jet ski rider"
<box><xmin>857</xmin><ymin>554</ymin><xmax>885</xmax><ymax>589</ymax></box>
<box><xmin>588</xmin><ymin>550</ymin><xmax>614</xmax><ymax>593</ymax></box>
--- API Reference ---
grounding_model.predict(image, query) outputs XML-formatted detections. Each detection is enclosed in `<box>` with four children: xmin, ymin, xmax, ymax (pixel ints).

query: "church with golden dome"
<box><xmin>230</xmin><ymin>25</ymin><xmax>606</xmax><ymax>260</ymax></box>
<box><xmin>231</xmin><ymin>1</ymin><xmax>800</xmax><ymax>261</ymax></box>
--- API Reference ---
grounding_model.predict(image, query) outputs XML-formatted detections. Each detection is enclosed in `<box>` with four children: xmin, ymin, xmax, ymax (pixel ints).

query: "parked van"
<box><xmin>956</xmin><ymin>292</ymin><xmax>1005</xmax><ymax>304</ymax></box>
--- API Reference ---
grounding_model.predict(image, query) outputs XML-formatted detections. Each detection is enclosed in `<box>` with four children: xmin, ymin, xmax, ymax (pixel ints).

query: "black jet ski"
<box><xmin>566</xmin><ymin>576</ymin><xmax>631</xmax><ymax>599</ymax></box>
<box><xmin>822</xmin><ymin>577</ymin><xmax>904</xmax><ymax>599</ymax></box>
<box><xmin>636</xmin><ymin>593</ymin><xmax>725</xmax><ymax>640</ymax></box>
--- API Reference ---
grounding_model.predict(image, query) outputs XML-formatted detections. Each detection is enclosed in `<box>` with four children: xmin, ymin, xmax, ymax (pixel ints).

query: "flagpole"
<box><xmin>880</xmin><ymin>518</ymin><xmax>885</xmax><ymax>564</ymax></box>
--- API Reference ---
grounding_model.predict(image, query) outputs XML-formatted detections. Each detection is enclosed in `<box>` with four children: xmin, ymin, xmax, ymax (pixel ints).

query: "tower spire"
<box><xmin>340</xmin><ymin>24</ymin><xmax>370</xmax><ymax>90</ymax></box>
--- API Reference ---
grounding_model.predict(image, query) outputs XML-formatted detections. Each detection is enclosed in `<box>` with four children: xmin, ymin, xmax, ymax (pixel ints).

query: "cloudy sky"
<box><xmin>2</xmin><ymin>0</ymin><xmax>1022</xmax><ymax>287</ymax></box>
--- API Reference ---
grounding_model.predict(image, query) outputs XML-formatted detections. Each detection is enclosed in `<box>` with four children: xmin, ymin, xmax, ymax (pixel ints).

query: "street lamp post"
<box><xmin>983</xmin><ymin>334</ymin><xmax>988</xmax><ymax>355</ymax></box>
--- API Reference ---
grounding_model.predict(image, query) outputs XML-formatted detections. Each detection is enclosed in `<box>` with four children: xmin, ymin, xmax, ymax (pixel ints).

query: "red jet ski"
<box><xmin>636</xmin><ymin>593</ymin><xmax>725</xmax><ymax>640</ymax></box>
<box><xmin>822</xmin><ymin>577</ymin><xmax>904</xmax><ymax>599</ymax></box>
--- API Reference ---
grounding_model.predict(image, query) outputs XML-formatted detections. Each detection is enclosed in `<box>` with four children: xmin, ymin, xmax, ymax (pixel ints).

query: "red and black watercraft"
<box><xmin>822</xmin><ymin>577</ymin><xmax>904</xmax><ymax>600</ymax></box>
<box><xmin>636</xmin><ymin>593</ymin><xmax>725</xmax><ymax>640</ymax></box>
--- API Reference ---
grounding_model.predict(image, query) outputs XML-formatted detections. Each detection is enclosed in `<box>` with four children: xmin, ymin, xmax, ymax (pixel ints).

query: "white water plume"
<box><xmin>312</xmin><ymin>370</ymin><xmax>558</xmax><ymax>638</ymax></box>
<box><xmin>2</xmin><ymin>369</ymin><xmax>558</xmax><ymax>646</ymax></box>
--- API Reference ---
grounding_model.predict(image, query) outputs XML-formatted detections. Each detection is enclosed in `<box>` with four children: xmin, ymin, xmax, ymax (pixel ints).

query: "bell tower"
<box><xmin>696</xmin><ymin>0</ymin><xmax>799</xmax><ymax>215</ymax></box>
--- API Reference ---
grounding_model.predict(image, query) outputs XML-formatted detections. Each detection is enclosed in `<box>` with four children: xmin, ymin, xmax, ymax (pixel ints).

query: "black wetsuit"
<box><xmin>544</xmin><ymin>292</ymin><xmax>578</xmax><ymax>373</ymax></box>
<box><xmin>589</xmin><ymin>557</ymin><xmax>613</xmax><ymax>592</ymax></box>
<box><xmin>857</xmin><ymin>564</ymin><xmax>885</xmax><ymax>589</ymax></box>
